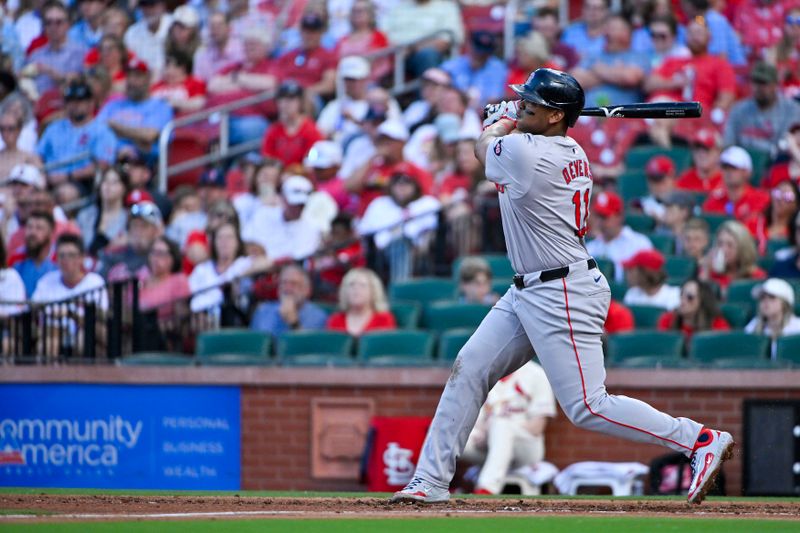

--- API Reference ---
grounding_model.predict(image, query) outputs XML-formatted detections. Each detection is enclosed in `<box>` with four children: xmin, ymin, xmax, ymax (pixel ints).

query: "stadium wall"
<box><xmin>4</xmin><ymin>367</ymin><xmax>800</xmax><ymax>495</ymax></box>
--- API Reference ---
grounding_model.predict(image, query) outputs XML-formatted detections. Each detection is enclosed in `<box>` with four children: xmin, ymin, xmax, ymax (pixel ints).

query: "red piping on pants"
<box><xmin>561</xmin><ymin>278</ymin><xmax>692</xmax><ymax>452</ymax></box>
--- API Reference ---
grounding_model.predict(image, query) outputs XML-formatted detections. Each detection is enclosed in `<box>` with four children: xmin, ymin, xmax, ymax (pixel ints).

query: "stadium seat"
<box><xmin>389</xmin><ymin>278</ymin><xmax>456</xmax><ymax>303</ymax></box>
<box><xmin>709</xmin><ymin>358</ymin><xmax>783</xmax><ymax>369</ymax></box>
<box><xmin>664</xmin><ymin>256</ymin><xmax>696</xmax><ymax>284</ymax></box>
<box><xmin>452</xmin><ymin>254</ymin><xmax>515</xmax><ymax>282</ymax></box>
<box><xmin>492</xmin><ymin>279</ymin><xmax>513</xmax><ymax>296</ymax></box>
<box><xmin>609</xmin><ymin>280</ymin><xmax>627</xmax><ymax>301</ymax></box>
<box><xmin>624</xmin><ymin>146</ymin><xmax>692</xmax><ymax>173</ymax></box>
<box><xmin>312</xmin><ymin>301</ymin><xmax>338</xmax><ymax>315</ymax></box>
<box><xmin>606</xmin><ymin>331</ymin><xmax>684</xmax><ymax>366</ymax></box>
<box><xmin>719</xmin><ymin>302</ymin><xmax>751</xmax><ymax>328</ymax></box>
<box><xmin>437</xmin><ymin>328</ymin><xmax>475</xmax><ymax>363</ymax></box>
<box><xmin>390</xmin><ymin>301</ymin><xmax>422</xmax><ymax>329</ymax></box>
<box><xmin>757</xmin><ymin>256</ymin><xmax>775</xmax><ymax>274</ymax></box>
<box><xmin>595</xmin><ymin>258</ymin><xmax>615</xmax><ymax>282</ymax></box>
<box><xmin>699</xmin><ymin>212</ymin><xmax>729</xmax><ymax>235</ymax></box>
<box><xmin>357</xmin><ymin>330</ymin><xmax>435</xmax><ymax>365</ymax></box>
<box><xmin>726</xmin><ymin>279</ymin><xmax>762</xmax><ymax>315</ymax></box>
<box><xmin>198</xmin><ymin>353</ymin><xmax>273</xmax><ymax>366</ymax></box>
<box><xmin>118</xmin><ymin>352</ymin><xmax>195</xmax><ymax>366</ymax></box>
<box><xmin>745</xmin><ymin>147</ymin><xmax>770</xmax><ymax>186</ymax></box>
<box><xmin>766</xmin><ymin>239</ymin><xmax>790</xmax><ymax>258</ymax></box>
<box><xmin>276</xmin><ymin>331</ymin><xmax>354</xmax><ymax>358</ymax></box>
<box><xmin>648</xmin><ymin>234</ymin><xmax>675</xmax><ymax>255</ymax></box>
<box><xmin>421</xmin><ymin>301</ymin><xmax>491</xmax><ymax>332</ymax></box>
<box><xmin>775</xmin><ymin>335</ymin><xmax>800</xmax><ymax>367</ymax></box>
<box><xmin>612</xmin><ymin>355</ymin><xmax>695</xmax><ymax>368</ymax></box>
<box><xmin>617</xmin><ymin>170</ymin><xmax>648</xmax><ymax>206</ymax></box>
<box><xmin>625</xmin><ymin>213</ymin><xmax>655</xmax><ymax>233</ymax></box>
<box><xmin>280</xmin><ymin>354</ymin><xmax>358</xmax><ymax>367</ymax></box>
<box><xmin>196</xmin><ymin>329</ymin><xmax>272</xmax><ymax>357</ymax></box>
<box><xmin>628</xmin><ymin>305</ymin><xmax>667</xmax><ymax>328</ymax></box>
<box><xmin>688</xmin><ymin>332</ymin><xmax>770</xmax><ymax>364</ymax></box>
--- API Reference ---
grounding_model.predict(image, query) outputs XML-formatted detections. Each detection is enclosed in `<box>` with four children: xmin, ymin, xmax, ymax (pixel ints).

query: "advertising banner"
<box><xmin>0</xmin><ymin>384</ymin><xmax>240</xmax><ymax>489</ymax></box>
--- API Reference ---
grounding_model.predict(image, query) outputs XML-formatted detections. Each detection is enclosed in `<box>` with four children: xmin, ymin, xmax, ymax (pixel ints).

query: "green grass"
<box><xmin>1</xmin><ymin>517</ymin><xmax>799</xmax><ymax>533</ymax></box>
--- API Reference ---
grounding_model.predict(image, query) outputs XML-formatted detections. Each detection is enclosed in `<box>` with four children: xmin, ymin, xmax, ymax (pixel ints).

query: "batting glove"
<box><xmin>482</xmin><ymin>100</ymin><xmax>520</xmax><ymax>130</ymax></box>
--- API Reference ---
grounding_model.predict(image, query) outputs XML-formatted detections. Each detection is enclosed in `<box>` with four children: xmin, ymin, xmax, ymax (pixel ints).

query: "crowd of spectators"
<box><xmin>0</xmin><ymin>0</ymin><xmax>799</xmax><ymax>359</ymax></box>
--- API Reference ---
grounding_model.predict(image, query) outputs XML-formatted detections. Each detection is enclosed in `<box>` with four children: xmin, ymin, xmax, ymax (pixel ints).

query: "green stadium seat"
<box><xmin>389</xmin><ymin>278</ymin><xmax>456</xmax><ymax>303</ymax></box>
<box><xmin>757</xmin><ymin>256</ymin><xmax>775</xmax><ymax>274</ymax></box>
<box><xmin>688</xmin><ymin>332</ymin><xmax>770</xmax><ymax>364</ymax></box>
<box><xmin>276</xmin><ymin>331</ymin><xmax>354</xmax><ymax>358</ymax></box>
<box><xmin>709</xmin><ymin>358</ymin><xmax>783</xmax><ymax>369</ymax></box>
<box><xmin>699</xmin><ymin>212</ymin><xmax>729</xmax><ymax>235</ymax></box>
<box><xmin>437</xmin><ymin>328</ymin><xmax>474</xmax><ymax>362</ymax></box>
<box><xmin>766</xmin><ymin>239</ymin><xmax>790</xmax><ymax>258</ymax></box>
<box><xmin>606</xmin><ymin>331</ymin><xmax>684</xmax><ymax>366</ymax></box>
<box><xmin>628</xmin><ymin>304</ymin><xmax>667</xmax><ymax>328</ymax></box>
<box><xmin>624</xmin><ymin>146</ymin><xmax>692</xmax><ymax>173</ymax></box>
<box><xmin>280</xmin><ymin>354</ymin><xmax>358</xmax><ymax>367</ymax></box>
<box><xmin>775</xmin><ymin>335</ymin><xmax>800</xmax><ymax>367</ymax></box>
<box><xmin>719</xmin><ymin>303</ymin><xmax>751</xmax><ymax>328</ymax></box>
<box><xmin>118</xmin><ymin>352</ymin><xmax>195</xmax><ymax>366</ymax></box>
<box><xmin>690</xmin><ymin>191</ymin><xmax>708</xmax><ymax>207</ymax></box>
<box><xmin>745</xmin><ymin>147</ymin><xmax>770</xmax><ymax>186</ymax></box>
<box><xmin>648</xmin><ymin>234</ymin><xmax>675</xmax><ymax>255</ymax></box>
<box><xmin>198</xmin><ymin>353</ymin><xmax>273</xmax><ymax>366</ymax></box>
<box><xmin>595</xmin><ymin>258</ymin><xmax>615</xmax><ymax>281</ymax></box>
<box><xmin>196</xmin><ymin>329</ymin><xmax>272</xmax><ymax>356</ymax></box>
<box><xmin>625</xmin><ymin>213</ymin><xmax>656</xmax><ymax>233</ymax></box>
<box><xmin>617</xmin><ymin>170</ymin><xmax>648</xmax><ymax>205</ymax></box>
<box><xmin>452</xmin><ymin>254</ymin><xmax>515</xmax><ymax>281</ymax></box>
<box><xmin>390</xmin><ymin>301</ymin><xmax>422</xmax><ymax>329</ymax></box>
<box><xmin>664</xmin><ymin>256</ymin><xmax>696</xmax><ymax>284</ymax></box>
<box><xmin>492</xmin><ymin>279</ymin><xmax>512</xmax><ymax>296</ymax></box>
<box><xmin>726</xmin><ymin>279</ymin><xmax>761</xmax><ymax>316</ymax></box>
<box><xmin>422</xmin><ymin>301</ymin><xmax>491</xmax><ymax>332</ymax></box>
<box><xmin>357</xmin><ymin>330</ymin><xmax>435</xmax><ymax>365</ymax></box>
<box><xmin>312</xmin><ymin>301</ymin><xmax>338</xmax><ymax>315</ymax></box>
<box><xmin>609</xmin><ymin>280</ymin><xmax>627</xmax><ymax>301</ymax></box>
<box><xmin>613</xmin><ymin>355</ymin><xmax>695</xmax><ymax>369</ymax></box>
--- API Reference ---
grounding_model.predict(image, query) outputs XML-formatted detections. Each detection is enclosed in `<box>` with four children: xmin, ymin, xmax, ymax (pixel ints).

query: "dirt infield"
<box><xmin>2</xmin><ymin>494</ymin><xmax>800</xmax><ymax>522</ymax></box>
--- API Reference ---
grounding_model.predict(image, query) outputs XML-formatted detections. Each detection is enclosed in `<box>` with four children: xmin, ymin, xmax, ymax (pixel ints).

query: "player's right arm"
<box><xmin>475</xmin><ymin>118</ymin><xmax>516</xmax><ymax>167</ymax></box>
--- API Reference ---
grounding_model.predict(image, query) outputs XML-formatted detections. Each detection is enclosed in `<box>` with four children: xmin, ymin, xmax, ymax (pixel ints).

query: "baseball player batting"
<box><xmin>390</xmin><ymin>68</ymin><xmax>734</xmax><ymax>505</ymax></box>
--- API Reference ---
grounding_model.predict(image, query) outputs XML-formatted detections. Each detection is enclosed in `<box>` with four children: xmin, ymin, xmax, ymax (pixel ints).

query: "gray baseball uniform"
<box><xmin>413</xmin><ymin>132</ymin><xmax>704</xmax><ymax>491</ymax></box>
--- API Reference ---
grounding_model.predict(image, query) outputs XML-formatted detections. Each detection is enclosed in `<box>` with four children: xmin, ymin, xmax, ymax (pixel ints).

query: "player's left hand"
<box><xmin>483</xmin><ymin>100</ymin><xmax>519</xmax><ymax>129</ymax></box>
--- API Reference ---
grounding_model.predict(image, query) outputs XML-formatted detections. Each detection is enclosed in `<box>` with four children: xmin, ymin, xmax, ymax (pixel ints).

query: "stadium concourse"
<box><xmin>1</xmin><ymin>0</ymin><xmax>800</xmax><ymax>505</ymax></box>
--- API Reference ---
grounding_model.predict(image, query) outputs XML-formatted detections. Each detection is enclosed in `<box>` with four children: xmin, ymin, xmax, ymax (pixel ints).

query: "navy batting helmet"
<box><xmin>509</xmin><ymin>68</ymin><xmax>585</xmax><ymax>127</ymax></box>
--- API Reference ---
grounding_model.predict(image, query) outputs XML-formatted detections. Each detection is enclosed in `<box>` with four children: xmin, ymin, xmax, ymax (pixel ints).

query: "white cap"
<box><xmin>377</xmin><ymin>120</ymin><xmax>409</xmax><ymax>142</ymax></box>
<box><xmin>339</xmin><ymin>56</ymin><xmax>370</xmax><ymax>80</ymax></box>
<box><xmin>281</xmin><ymin>175</ymin><xmax>313</xmax><ymax>206</ymax></box>
<box><xmin>304</xmin><ymin>141</ymin><xmax>343</xmax><ymax>168</ymax></box>
<box><xmin>720</xmin><ymin>146</ymin><xmax>752</xmax><ymax>172</ymax></box>
<box><xmin>173</xmin><ymin>5</ymin><xmax>200</xmax><ymax>28</ymax></box>
<box><xmin>6</xmin><ymin>164</ymin><xmax>45</xmax><ymax>189</ymax></box>
<box><xmin>753</xmin><ymin>278</ymin><xmax>795</xmax><ymax>307</ymax></box>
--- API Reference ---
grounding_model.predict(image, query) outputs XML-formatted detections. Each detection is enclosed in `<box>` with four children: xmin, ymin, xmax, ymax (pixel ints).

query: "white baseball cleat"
<box><xmin>687</xmin><ymin>428</ymin><xmax>735</xmax><ymax>504</ymax></box>
<box><xmin>390</xmin><ymin>477</ymin><xmax>450</xmax><ymax>503</ymax></box>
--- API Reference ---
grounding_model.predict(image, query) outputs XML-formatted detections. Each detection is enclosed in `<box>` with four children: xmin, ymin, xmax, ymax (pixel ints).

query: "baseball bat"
<box><xmin>581</xmin><ymin>101</ymin><xmax>702</xmax><ymax>119</ymax></box>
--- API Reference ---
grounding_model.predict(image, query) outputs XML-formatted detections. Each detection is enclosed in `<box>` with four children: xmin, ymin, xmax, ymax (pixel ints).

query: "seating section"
<box><xmin>357</xmin><ymin>330</ymin><xmax>436</xmax><ymax>366</ymax></box>
<box><xmin>196</xmin><ymin>329</ymin><xmax>272</xmax><ymax>365</ymax></box>
<box><xmin>437</xmin><ymin>328</ymin><xmax>474</xmax><ymax>363</ymax></box>
<box><xmin>119</xmin><ymin>352</ymin><xmax>195</xmax><ymax>366</ymax></box>
<box><xmin>624</xmin><ymin>146</ymin><xmax>692</xmax><ymax>173</ymax></box>
<box><xmin>775</xmin><ymin>335</ymin><xmax>800</xmax><ymax>367</ymax></box>
<box><xmin>389</xmin><ymin>278</ymin><xmax>456</xmax><ymax>304</ymax></box>
<box><xmin>390</xmin><ymin>301</ymin><xmax>422</xmax><ymax>329</ymax></box>
<box><xmin>276</xmin><ymin>331</ymin><xmax>354</xmax><ymax>359</ymax></box>
<box><xmin>606</xmin><ymin>331</ymin><xmax>684</xmax><ymax>367</ymax></box>
<box><xmin>422</xmin><ymin>301</ymin><xmax>491</xmax><ymax>332</ymax></box>
<box><xmin>628</xmin><ymin>305</ymin><xmax>666</xmax><ymax>328</ymax></box>
<box><xmin>688</xmin><ymin>332</ymin><xmax>770</xmax><ymax>366</ymax></box>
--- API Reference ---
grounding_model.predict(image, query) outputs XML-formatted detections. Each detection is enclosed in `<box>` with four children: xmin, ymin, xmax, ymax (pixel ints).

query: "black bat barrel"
<box><xmin>580</xmin><ymin>102</ymin><xmax>703</xmax><ymax>119</ymax></box>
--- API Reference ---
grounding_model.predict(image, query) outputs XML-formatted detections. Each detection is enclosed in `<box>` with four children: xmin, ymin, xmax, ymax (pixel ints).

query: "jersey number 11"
<box><xmin>572</xmin><ymin>189</ymin><xmax>590</xmax><ymax>238</ymax></box>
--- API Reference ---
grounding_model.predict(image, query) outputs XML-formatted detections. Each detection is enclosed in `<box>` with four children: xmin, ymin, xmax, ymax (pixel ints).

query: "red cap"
<box><xmin>592</xmin><ymin>191</ymin><xmax>623</xmax><ymax>217</ymax></box>
<box><xmin>126</xmin><ymin>57</ymin><xmax>150</xmax><ymax>74</ymax></box>
<box><xmin>125</xmin><ymin>189</ymin><xmax>154</xmax><ymax>207</ymax></box>
<box><xmin>622</xmin><ymin>249</ymin><xmax>665</xmax><ymax>271</ymax></box>
<box><xmin>690</xmin><ymin>128</ymin><xmax>721</xmax><ymax>149</ymax></box>
<box><xmin>645</xmin><ymin>155</ymin><xmax>675</xmax><ymax>178</ymax></box>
